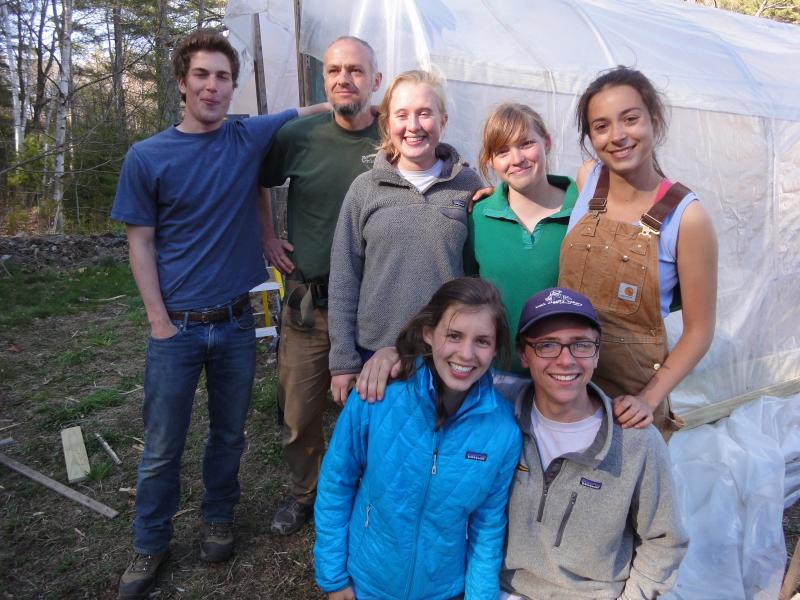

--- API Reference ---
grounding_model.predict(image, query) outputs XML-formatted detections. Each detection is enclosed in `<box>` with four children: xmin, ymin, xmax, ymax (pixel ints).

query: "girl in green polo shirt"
<box><xmin>468</xmin><ymin>103</ymin><xmax>579</xmax><ymax>374</ymax></box>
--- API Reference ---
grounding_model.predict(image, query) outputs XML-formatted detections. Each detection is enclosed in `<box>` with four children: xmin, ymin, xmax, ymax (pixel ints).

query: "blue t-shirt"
<box><xmin>111</xmin><ymin>110</ymin><xmax>297</xmax><ymax>310</ymax></box>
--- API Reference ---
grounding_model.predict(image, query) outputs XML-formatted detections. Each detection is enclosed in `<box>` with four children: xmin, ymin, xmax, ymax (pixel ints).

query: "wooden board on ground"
<box><xmin>61</xmin><ymin>426</ymin><xmax>90</xmax><ymax>483</ymax></box>
<box><xmin>0</xmin><ymin>452</ymin><xmax>118</xmax><ymax>518</ymax></box>
<box><xmin>781</xmin><ymin>538</ymin><xmax>800</xmax><ymax>600</ymax></box>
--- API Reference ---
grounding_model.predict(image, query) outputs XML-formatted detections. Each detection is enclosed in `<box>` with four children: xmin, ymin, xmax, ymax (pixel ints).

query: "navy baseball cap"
<box><xmin>517</xmin><ymin>287</ymin><xmax>601</xmax><ymax>337</ymax></box>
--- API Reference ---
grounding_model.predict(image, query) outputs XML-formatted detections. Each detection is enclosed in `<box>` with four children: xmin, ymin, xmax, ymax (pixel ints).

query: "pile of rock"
<box><xmin>0</xmin><ymin>233</ymin><xmax>128</xmax><ymax>273</ymax></box>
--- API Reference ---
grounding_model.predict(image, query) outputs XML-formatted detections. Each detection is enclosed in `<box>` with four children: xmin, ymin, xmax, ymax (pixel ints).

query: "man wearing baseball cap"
<box><xmin>499</xmin><ymin>287</ymin><xmax>688</xmax><ymax>600</ymax></box>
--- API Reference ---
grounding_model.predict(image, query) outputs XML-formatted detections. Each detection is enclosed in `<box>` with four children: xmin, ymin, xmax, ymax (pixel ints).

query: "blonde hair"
<box><xmin>478</xmin><ymin>103</ymin><xmax>551</xmax><ymax>181</ymax></box>
<box><xmin>378</xmin><ymin>70</ymin><xmax>448</xmax><ymax>164</ymax></box>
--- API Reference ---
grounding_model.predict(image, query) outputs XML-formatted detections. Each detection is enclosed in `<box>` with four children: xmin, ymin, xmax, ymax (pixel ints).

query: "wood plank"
<box><xmin>0</xmin><ymin>452</ymin><xmax>118</xmax><ymax>518</ymax></box>
<box><xmin>61</xmin><ymin>426</ymin><xmax>90</xmax><ymax>483</ymax></box>
<box><xmin>781</xmin><ymin>538</ymin><xmax>800</xmax><ymax>600</ymax></box>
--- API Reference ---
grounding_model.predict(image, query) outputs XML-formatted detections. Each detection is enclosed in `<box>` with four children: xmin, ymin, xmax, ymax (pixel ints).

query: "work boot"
<box><xmin>200</xmin><ymin>521</ymin><xmax>234</xmax><ymax>563</ymax></box>
<box><xmin>117</xmin><ymin>550</ymin><xmax>169</xmax><ymax>600</ymax></box>
<box><xmin>270</xmin><ymin>496</ymin><xmax>313</xmax><ymax>535</ymax></box>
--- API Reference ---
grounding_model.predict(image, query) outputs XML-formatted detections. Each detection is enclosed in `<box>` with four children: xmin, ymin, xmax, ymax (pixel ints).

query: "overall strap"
<box><xmin>641</xmin><ymin>182</ymin><xmax>692</xmax><ymax>233</ymax></box>
<box><xmin>588</xmin><ymin>165</ymin><xmax>610</xmax><ymax>212</ymax></box>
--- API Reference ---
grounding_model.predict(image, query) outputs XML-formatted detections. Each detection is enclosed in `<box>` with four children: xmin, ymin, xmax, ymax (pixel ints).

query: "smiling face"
<box><xmin>177</xmin><ymin>50</ymin><xmax>234</xmax><ymax>133</ymax></box>
<box><xmin>423</xmin><ymin>304</ymin><xmax>497</xmax><ymax>403</ymax></box>
<box><xmin>587</xmin><ymin>84</ymin><xmax>658</xmax><ymax>178</ymax></box>
<box><xmin>489</xmin><ymin>126</ymin><xmax>550</xmax><ymax>194</ymax></box>
<box><xmin>323</xmin><ymin>39</ymin><xmax>381</xmax><ymax>123</ymax></box>
<box><xmin>519</xmin><ymin>315</ymin><xmax>599</xmax><ymax>420</ymax></box>
<box><xmin>388</xmin><ymin>81</ymin><xmax>448</xmax><ymax>171</ymax></box>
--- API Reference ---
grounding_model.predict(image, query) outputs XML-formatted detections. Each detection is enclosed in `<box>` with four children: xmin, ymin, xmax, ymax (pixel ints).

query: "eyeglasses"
<box><xmin>524</xmin><ymin>340</ymin><xmax>600</xmax><ymax>359</ymax></box>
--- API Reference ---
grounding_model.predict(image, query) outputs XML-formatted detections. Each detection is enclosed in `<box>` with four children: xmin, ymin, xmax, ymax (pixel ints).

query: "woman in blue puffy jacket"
<box><xmin>314</xmin><ymin>277</ymin><xmax>522</xmax><ymax>600</ymax></box>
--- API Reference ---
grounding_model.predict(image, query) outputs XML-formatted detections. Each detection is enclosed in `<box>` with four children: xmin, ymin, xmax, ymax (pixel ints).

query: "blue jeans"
<box><xmin>132</xmin><ymin>305</ymin><xmax>256</xmax><ymax>554</ymax></box>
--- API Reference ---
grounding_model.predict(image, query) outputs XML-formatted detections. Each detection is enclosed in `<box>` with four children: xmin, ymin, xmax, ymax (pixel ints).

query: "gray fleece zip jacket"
<box><xmin>328</xmin><ymin>144</ymin><xmax>482</xmax><ymax>375</ymax></box>
<box><xmin>500</xmin><ymin>381</ymin><xmax>688</xmax><ymax>600</ymax></box>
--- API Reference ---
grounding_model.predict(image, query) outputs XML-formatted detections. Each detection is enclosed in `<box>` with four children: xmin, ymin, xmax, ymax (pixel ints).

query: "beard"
<box><xmin>333</xmin><ymin>99</ymin><xmax>365</xmax><ymax>117</ymax></box>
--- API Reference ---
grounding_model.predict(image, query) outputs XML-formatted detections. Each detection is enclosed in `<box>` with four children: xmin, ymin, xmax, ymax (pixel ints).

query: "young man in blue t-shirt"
<box><xmin>111</xmin><ymin>29</ymin><xmax>327</xmax><ymax>600</ymax></box>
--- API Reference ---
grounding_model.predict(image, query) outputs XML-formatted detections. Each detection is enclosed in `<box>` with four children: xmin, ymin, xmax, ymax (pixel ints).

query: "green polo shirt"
<box><xmin>259</xmin><ymin>112</ymin><xmax>380</xmax><ymax>281</ymax></box>
<box><xmin>467</xmin><ymin>175</ymin><xmax>578</xmax><ymax>373</ymax></box>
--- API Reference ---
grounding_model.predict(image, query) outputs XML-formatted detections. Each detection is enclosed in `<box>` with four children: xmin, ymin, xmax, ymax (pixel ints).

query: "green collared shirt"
<box><xmin>467</xmin><ymin>175</ymin><xmax>578</xmax><ymax>373</ymax></box>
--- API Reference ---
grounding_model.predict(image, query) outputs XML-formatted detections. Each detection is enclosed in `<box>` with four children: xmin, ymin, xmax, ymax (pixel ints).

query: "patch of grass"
<box><xmin>56</xmin><ymin>554</ymin><xmax>79</xmax><ymax>574</ymax></box>
<box><xmin>87</xmin><ymin>327</ymin><xmax>118</xmax><ymax>347</ymax></box>
<box><xmin>259</xmin><ymin>433</ymin><xmax>284</xmax><ymax>466</ymax></box>
<box><xmin>41</xmin><ymin>388</ymin><xmax>125</xmax><ymax>429</ymax></box>
<box><xmin>0</xmin><ymin>263</ymin><xmax>138</xmax><ymax>329</ymax></box>
<box><xmin>55</xmin><ymin>347</ymin><xmax>95</xmax><ymax>367</ymax></box>
<box><xmin>251</xmin><ymin>375</ymin><xmax>278</xmax><ymax>413</ymax></box>
<box><xmin>86</xmin><ymin>462</ymin><xmax>114</xmax><ymax>482</ymax></box>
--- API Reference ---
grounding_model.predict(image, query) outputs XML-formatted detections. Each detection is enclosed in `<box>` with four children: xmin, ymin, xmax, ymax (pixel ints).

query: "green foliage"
<box><xmin>85</xmin><ymin>461</ymin><xmax>114</xmax><ymax>482</ymax></box>
<box><xmin>0</xmin><ymin>263</ymin><xmax>138</xmax><ymax>328</ymax></box>
<box><xmin>40</xmin><ymin>388</ymin><xmax>125</xmax><ymax>429</ymax></box>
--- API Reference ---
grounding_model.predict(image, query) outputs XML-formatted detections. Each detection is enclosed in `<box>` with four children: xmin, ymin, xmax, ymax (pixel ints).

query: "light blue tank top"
<box><xmin>567</xmin><ymin>162</ymin><xmax>696</xmax><ymax>318</ymax></box>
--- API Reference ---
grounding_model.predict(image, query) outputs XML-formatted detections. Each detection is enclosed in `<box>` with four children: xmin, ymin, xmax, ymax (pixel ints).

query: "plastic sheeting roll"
<box><xmin>666</xmin><ymin>395</ymin><xmax>800</xmax><ymax>599</ymax></box>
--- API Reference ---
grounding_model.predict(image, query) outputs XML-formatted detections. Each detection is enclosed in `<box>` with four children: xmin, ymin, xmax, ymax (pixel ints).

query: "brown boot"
<box><xmin>200</xmin><ymin>521</ymin><xmax>234</xmax><ymax>563</ymax></box>
<box><xmin>117</xmin><ymin>550</ymin><xmax>169</xmax><ymax>600</ymax></box>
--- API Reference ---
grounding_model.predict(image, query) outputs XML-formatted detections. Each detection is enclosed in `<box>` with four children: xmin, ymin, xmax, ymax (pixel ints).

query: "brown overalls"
<box><xmin>558</xmin><ymin>166</ymin><xmax>689</xmax><ymax>438</ymax></box>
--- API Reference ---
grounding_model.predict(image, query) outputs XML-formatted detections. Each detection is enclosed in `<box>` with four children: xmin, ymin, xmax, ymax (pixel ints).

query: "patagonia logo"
<box><xmin>465</xmin><ymin>451</ymin><xmax>487</xmax><ymax>462</ymax></box>
<box><xmin>618</xmin><ymin>283</ymin><xmax>638</xmax><ymax>302</ymax></box>
<box><xmin>580</xmin><ymin>477</ymin><xmax>602</xmax><ymax>489</ymax></box>
<box><xmin>361</xmin><ymin>154</ymin><xmax>376</xmax><ymax>167</ymax></box>
<box><xmin>451</xmin><ymin>199</ymin><xmax>466</xmax><ymax>208</ymax></box>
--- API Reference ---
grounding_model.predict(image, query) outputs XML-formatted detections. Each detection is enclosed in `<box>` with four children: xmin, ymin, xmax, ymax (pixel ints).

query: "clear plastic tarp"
<box><xmin>226</xmin><ymin>0</ymin><xmax>800</xmax><ymax>426</ymax></box>
<box><xmin>225</xmin><ymin>0</ymin><xmax>800</xmax><ymax>595</ymax></box>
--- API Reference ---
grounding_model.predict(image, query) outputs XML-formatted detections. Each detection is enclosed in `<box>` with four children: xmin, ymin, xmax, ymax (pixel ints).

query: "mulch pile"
<box><xmin>0</xmin><ymin>233</ymin><xmax>128</xmax><ymax>273</ymax></box>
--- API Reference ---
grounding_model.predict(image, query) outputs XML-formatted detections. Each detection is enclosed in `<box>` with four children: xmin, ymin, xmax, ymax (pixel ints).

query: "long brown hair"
<box><xmin>395</xmin><ymin>277</ymin><xmax>510</xmax><ymax>381</ymax></box>
<box><xmin>576</xmin><ymin>66</ymin><xmax>668</xmax><ymax>176</ymax></box>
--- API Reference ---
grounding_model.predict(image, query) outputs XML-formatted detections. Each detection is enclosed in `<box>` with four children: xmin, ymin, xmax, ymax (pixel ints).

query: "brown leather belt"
<box><xmin>167</xmin><ymin>295</ymin><xmax>249</xmax><ymax>323</ymax></box>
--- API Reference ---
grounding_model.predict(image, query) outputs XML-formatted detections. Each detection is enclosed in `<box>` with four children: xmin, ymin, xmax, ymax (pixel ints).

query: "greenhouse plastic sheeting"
<box><xmin>224</xmin><ymin>1</ymin><xmax>800</xmax><ymax>596</ymax></box>
<box><xmin>226</xmin><ymin>0</ymin><xmax>800</xmax><ymax>425</ymax></box>
<box><xmin>665</xmin><ymin>394</ymin><xmax>800</xmax><ymax>599</ymax></box>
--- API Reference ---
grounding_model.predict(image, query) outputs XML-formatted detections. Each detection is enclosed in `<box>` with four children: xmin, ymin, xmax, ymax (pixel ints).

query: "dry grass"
<box><xmin>0</xmin><ymin>291</ymin><xmax>332</xmax><ymax>599</ymax></box>
<box><xmin>0</xmin><ymin>265</ymin><xmax>798</xmax><ymax>599</ymax></box>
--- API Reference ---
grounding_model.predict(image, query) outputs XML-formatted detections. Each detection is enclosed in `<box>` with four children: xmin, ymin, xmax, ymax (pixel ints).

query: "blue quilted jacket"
<box><xmin>314</xmin><ymin>363</ymin><xmax>522</xmax><ymax>600</ymax></box>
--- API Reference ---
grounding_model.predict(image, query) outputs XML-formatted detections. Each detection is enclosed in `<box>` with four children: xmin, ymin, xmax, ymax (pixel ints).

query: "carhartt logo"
<box><xmin>466</xmin><ymin>451</ymin><xmax>487</xmax><ymax>462</ymax></box>
<box><xmin>580</xmin><ymin>477</ymin><xmax>602</xmax><ymax>489</ymax></box>
<box><xmin>618</xmin><ymin>283</ymin><xmax>638</xmax><ymax>302</ymax></box>
<box><xmin>536</xmin><ymin>289</ymin><xmax>583</xmax><ymax>310</ymax></box>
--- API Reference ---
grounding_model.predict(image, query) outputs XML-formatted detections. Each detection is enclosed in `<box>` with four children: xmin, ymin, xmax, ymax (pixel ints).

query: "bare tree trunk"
<box><xmin>32</xmin><ymin>0</ymin><xmax>56</xmax><ymax>133</ymax></box>
<box><xmin>51</xmin><ymin>0</ymin><xmax>72</xmax><ymax>234</ymax></box>
<box><xmin>112</xmin><ymin>0</ymin><xmax>127</xmax><ymax>136</ymax></box>
<box><xmin>156</xmin><ymin>0</ymin><xmax>180</xmax><ymax>128</ymax></box>
<box><xmin>197</xmin><ymin>0</ymin><xmax>205</xmax><ymax>29</ymax></box>
<box><xmin>0</xmin><ymin>2</ymin><xmax>24</xmax><ymax>153</ymax></box>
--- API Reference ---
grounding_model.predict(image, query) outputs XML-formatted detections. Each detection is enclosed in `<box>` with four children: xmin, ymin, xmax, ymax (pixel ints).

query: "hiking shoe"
<box><xmin>200</xmin><ymin>521</ymin><xmax>235</xmax><ymax>563</ymax></box>
<box><xmin>117</xmin><ymin>550</ymin><xmax>169</xmax><ymax>600</ymax></box>
<box><xmin>270</xmin><ymin>496</ymin><xmax>313</xmax><ymax>535</ymax></box>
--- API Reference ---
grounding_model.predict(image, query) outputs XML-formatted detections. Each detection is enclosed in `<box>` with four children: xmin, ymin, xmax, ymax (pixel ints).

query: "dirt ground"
<box><xmin>0</xmin><ymin>244</ymin><xmax>798</xmax><ymax>598</ymax></box>
<box><xmin>0</xmin><ymin>298</ymin><xmax>334</xmax><ymax>599</ymax></box>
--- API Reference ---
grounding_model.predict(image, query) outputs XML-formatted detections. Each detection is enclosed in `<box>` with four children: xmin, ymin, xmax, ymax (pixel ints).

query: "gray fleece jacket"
<box><xmin>500</xmin><ymin>381</ymin><xmax>688</xmax><ymax>600</ymax></box>
<box><xmin>328</xmin><ymin>143</ymin><xmax>482</xmax><ymax>375</ymax></box>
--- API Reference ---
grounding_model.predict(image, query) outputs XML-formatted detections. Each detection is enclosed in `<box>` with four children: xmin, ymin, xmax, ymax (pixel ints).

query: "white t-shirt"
<box><xmin>398</xmin><ymin>159</ymin><xmax>444</xmax><ymax>192</ymax></box>
<box><xmin>531</xmin><ymin>401</ymin><xmax>603</xmax><ymax>470</ymax></box>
